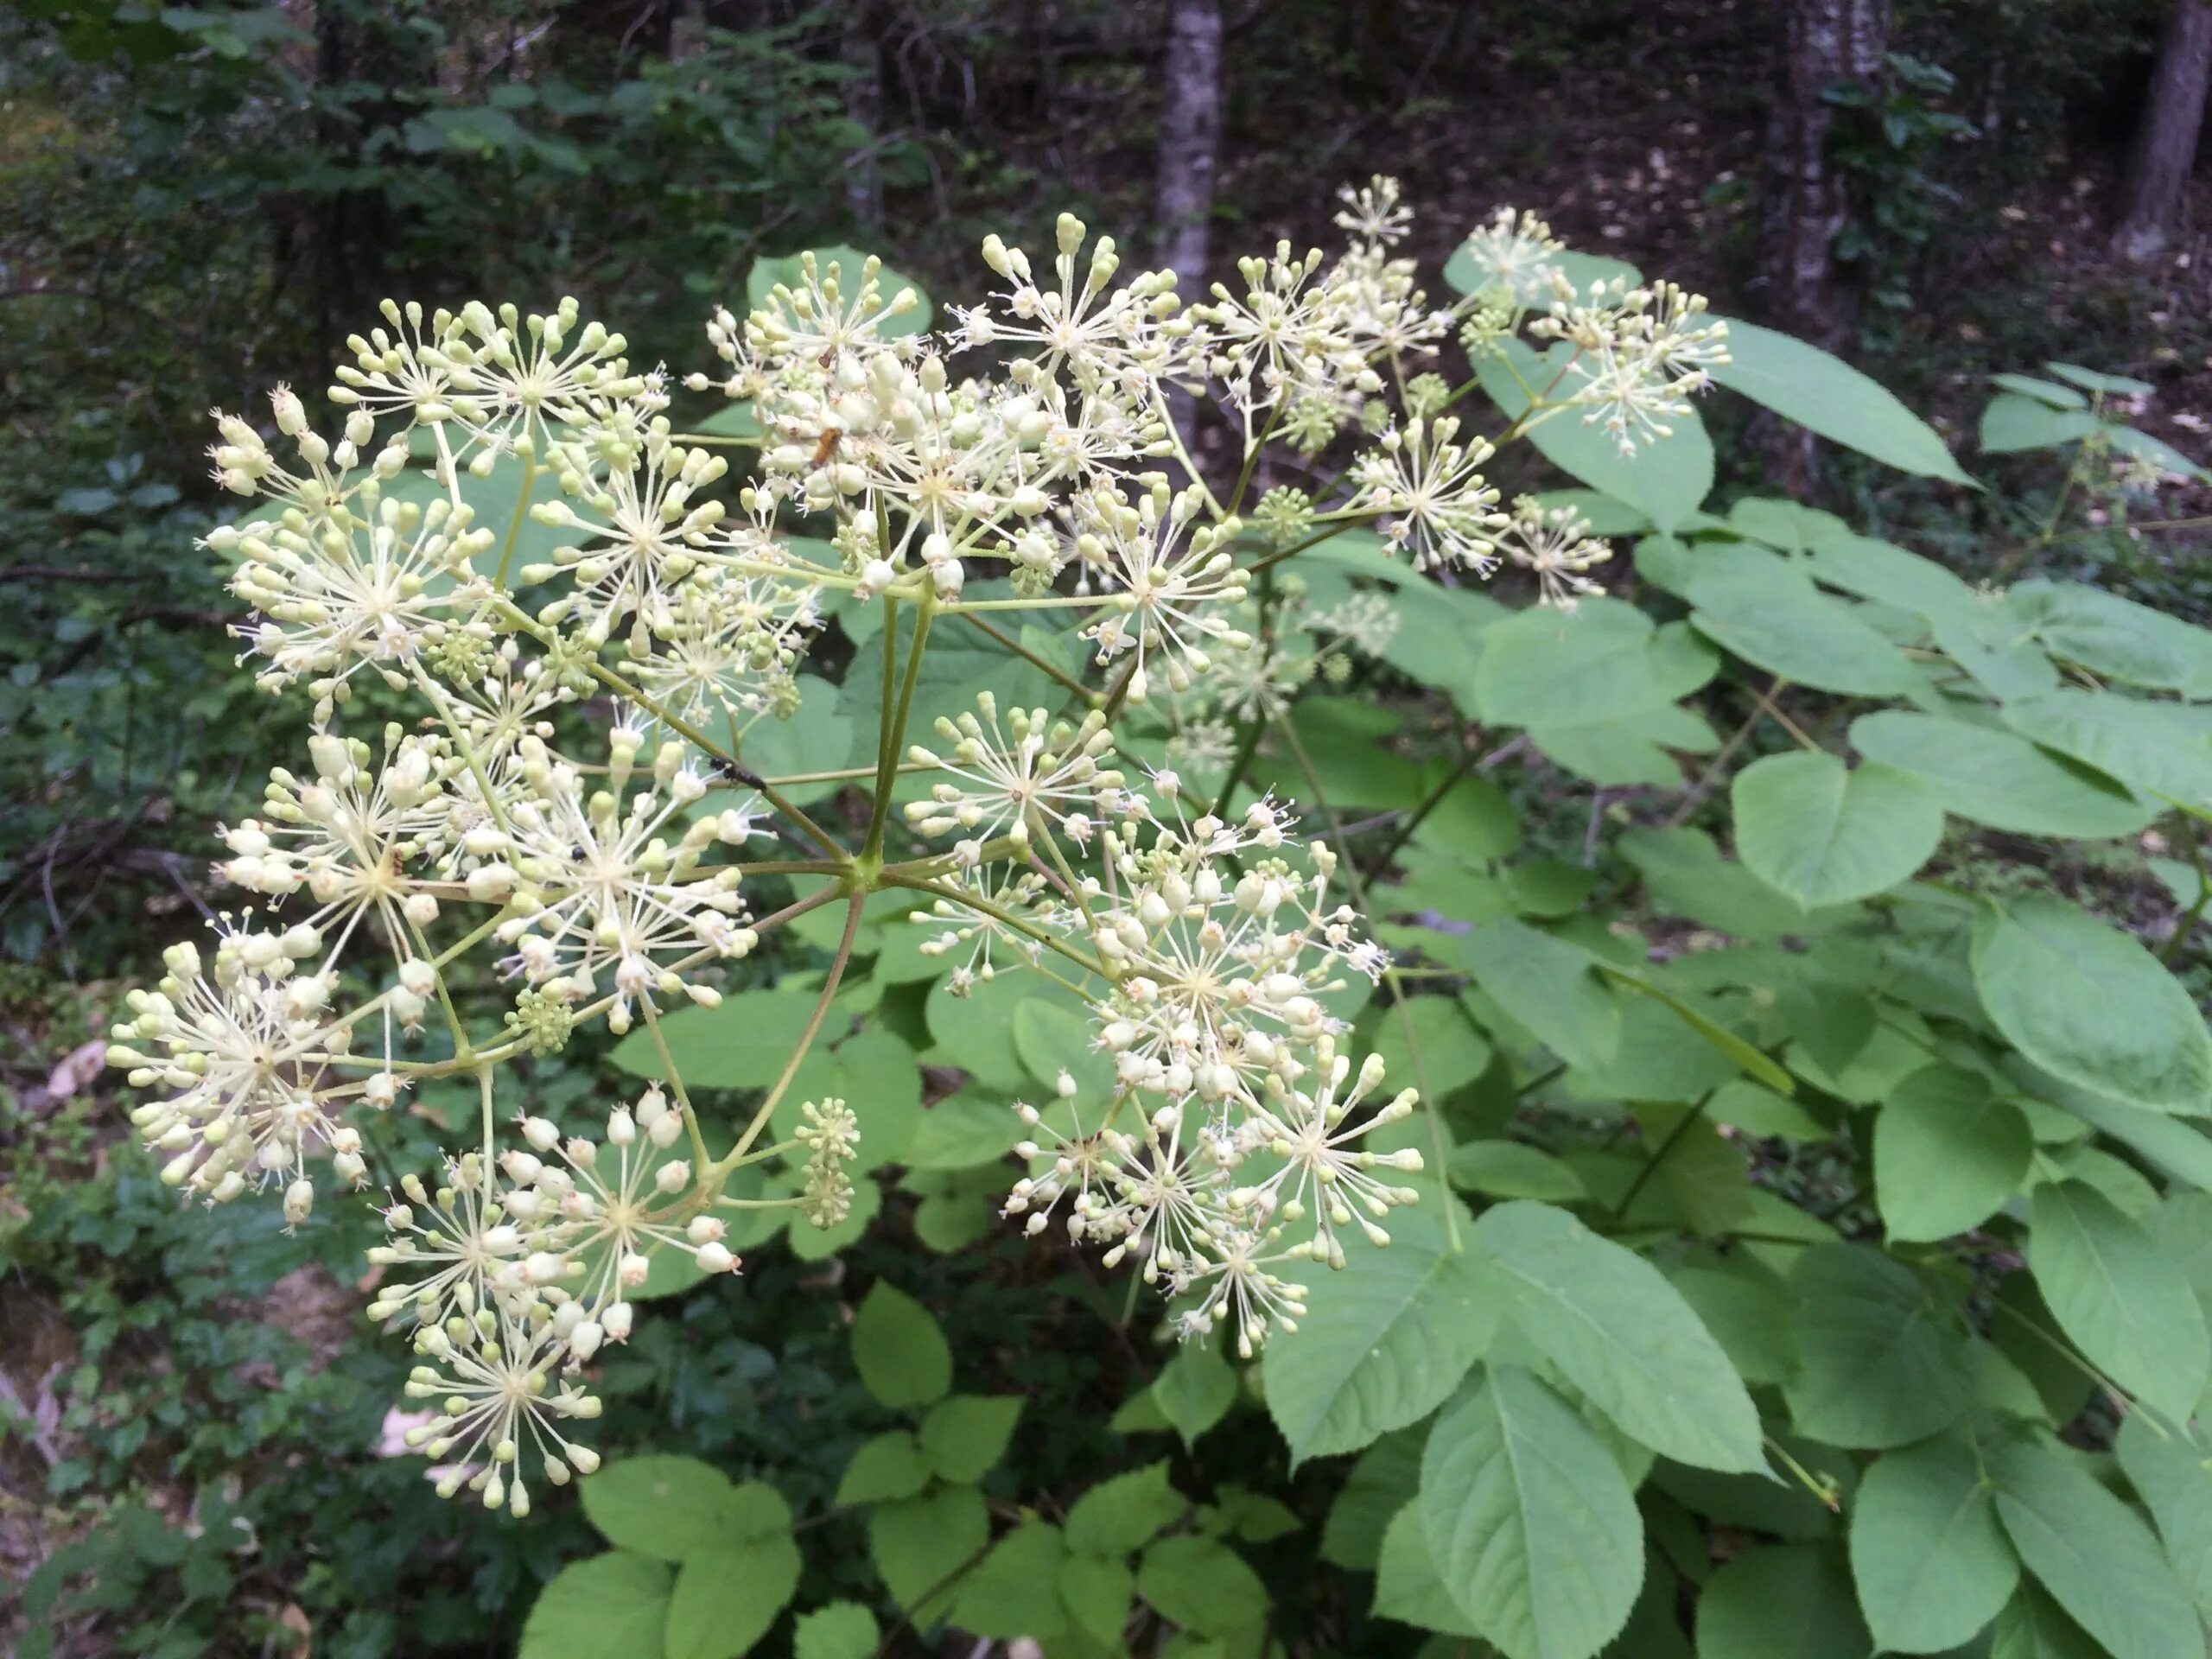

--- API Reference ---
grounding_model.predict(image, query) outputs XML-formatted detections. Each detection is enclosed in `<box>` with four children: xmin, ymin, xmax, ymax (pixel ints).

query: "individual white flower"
<box><xmin>1005</xmin><ymin>1085</ymin><xmax>1125</xmax><ymax>1243</ymax></box>
<box><xmin>1456</xmin><ymin>207</ymin><xmax>1566</xmax><ymax>307</ymax></box>
<box><xmin>910</xmin><ymin>868</ymin><xmax>1056</xmax><ymax>991</ymax></box>
<box><xmin>108</xmin><ymin>929</ymin><xmax>352</xmax><ymax>1206</ymax></box>
<box><xmin>1348</xmin><ymin>416</ymin><xmax>1510</xmax><ymax>573</ymax></box>
<box><xmin>224</xmin><ymin>727</ymin><xmax>459</xmax><ymax>979</ymax></box>
<box><xmin>400</xmin><ymin>1300</ymin><xmax>603</xmax><ymax>1515</ymax></box>
<box><xmin>1333</xmin><ymin>175</ymin><xmax>1414</xmax><ymax>249</ymax></box>
<box><xmin>1232</xmin><ymin>1039</ymin><xmax>1424</xmax><ymax>1268</ymax></box>
<box><xmin>1176</xmin><ymin>1227</ymin><xmax>1312</xmax><ymax>1360</ymax></box>
<box><xmin>906</xmin><ymin>694</ymin><xmax>1125</xmax><ymax>856</ymax></box>
<box><xmin>1500</xmin><ymin>494</ymin><xmax>1612</xmax><ymax>609</ymax></box>
<box><xmin>1197</xmin><ymin>242</ymin><xmax>1370</xmax><ymax>418</ymax></box>
<box><xmin>219</xmin><ymin>484</ymin><xmax>491</xmax><ymax>715</ymax></box>
<box><xmin>956</xmin><ymin>214</ymin><xmax>1189</xmax><ymax>405</ymax></box>
<box><xmin>1536</xmin><ymin>278</ymin><xmax>1728</xmax><ymax>455</ymax></box>
<box><xmin>366</xmin><ymin>1154</ymin><xmax>539</xmax><ymax>1328</ymax></box>
<box><xmin>494</xmin><ymin>738</ymin><xmax>754</xmax><ymax>1031</ymax></box>
<box><xmin>444</xmin><ymin>298</ymin><xmax>650</xmax><ymax>463</ymax></box>
<box><xmin>1075</xmin><ymin>482</ymin><xmax>1251</xmax><ymax>702</ymax></box>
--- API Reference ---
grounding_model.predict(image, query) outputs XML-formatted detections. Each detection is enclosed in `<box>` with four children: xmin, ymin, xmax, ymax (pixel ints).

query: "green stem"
<box><xmin>715</xmin><ymin>893</ymin><xmax>867</xmax><ymax>1172</ymax></box>
<box><xmin>865</xmin><ymin>589</ymin><xmax>934</xmax><ymax>862</ymax></box>
<box><xmin>492</xmin><ymin>453</ymin><xmax>537</xmax><ymax>592</ymax></box>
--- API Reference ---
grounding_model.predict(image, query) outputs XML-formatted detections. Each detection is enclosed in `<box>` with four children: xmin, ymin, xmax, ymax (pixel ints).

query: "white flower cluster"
<box><xmin>118</xmin><ymin>185</ymin><xmax>1720</xmax><ymax>1507</ymax></box>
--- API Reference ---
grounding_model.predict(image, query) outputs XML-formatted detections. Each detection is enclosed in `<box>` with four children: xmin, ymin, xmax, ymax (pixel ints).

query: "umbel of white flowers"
<box><xmin>111</xmin><ymin>181</ymin><xmax>1721</xmax><ymax>1508</ymax></box>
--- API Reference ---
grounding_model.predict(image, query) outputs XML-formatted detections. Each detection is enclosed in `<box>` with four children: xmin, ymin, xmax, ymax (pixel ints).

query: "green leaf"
<box><xmin>582</xmin><ymin>1458</ymin><xmax>788</xmax><ymax>1561</ymax></box>
<box><xmin>1419</xmin><ymin>1367</ymin><xmax>1643</xmax><ymax>1659</ymax></box>
<box><xmin>1709</xmin><ymin>318</ymin><xmax>1973</xmax><ymax>484</ymax></box>
<box><xmin>869</xmin><ymin>1484</ymin><xmax>988</xmax><ymax>1620</ymax></box>
<box><xmin>2048</xmin><ymin>361</ymin><xmax>2155</xmax><ymax>397</ymax></box>
<box><xmin>1694</xmin><ymin>1545</ymin><xmax>1872</xmax><ymax>1659</ymax></box>
<box><xmin>1058</xmin><ymin>1554</ymin><xmax>1135</xmax><ymax>1648</ymax></box>
<box><xmin>1478</xmin><ymin>338</ymin><xmax>1713</xmax><ymax>531</ymax></box>
<box><xmin>1617</xmin><ymin>826</ymin><xmax>1815</xmax><ymax>943</ymax></box>
<box><xmin>1471</xmin><ymin>1201</ymin><xmax>1764</xmax><ymax>1472</ymax></box>
<box><xmin>1979</xmin><ymin>393</ymin><xmax>2101</xmax><ymax>454</ymax></box>
<box><xmin>665</xmin><ymin>1533</ymin><xmax>803</xmax><ymax>1659</ymax></box>
<box><xmin>1972</xmin><ymin>898</ymin><xmax>2212</xmax><ymax>1116</ymax></box>
<box><xmin>1992</xmin><ymin>1435</ymin><xmax>2202</xmax><ymax>1659</ymax></box>
<box><xmin>1265</xmin><ymin>1188</ymin><xmax>1496</xmax><ymax>1463</ymax></box>
<box><xmin>1375</xmin><ymin>1501</ymin><xmax>1483</xmax><ymax>1637</ymax></box>
<box><xmin>836</xmin><ymin>1432</ymin><xmax>932</xmax><ymax>1505</ymax></box>
<box><xmin>2115</xmin><ymin>1413</ymin><xmax>2212</xmax><ymax>1618</ymax></box>
<box><xmin>1688</xmin><ymin>566</ymin><xmax>1923</xmax><ymax>697</ymax></box>
<box><xmin>1471</xmin><ymin>600</ymin><xmax>1669</xmax><ymax>727</ymax></box>
<box><xmin>518</xmin><ymin>1552</ymin><xmax>672</xmax><ymax>1659</ymax></box>
<box><xmin>2026</xmin><ymin>1182</ymin><xmax>2210</xmax><ymax>1424</ymax></box>
<box><xmin>1989</xmin><ymin>1583</ymin><xmax>2107</xmax><ymax>1659</ymax></box>
<box><xmin>2000</xmin><ymin>690</ymin><xmax>2212</xmax><ymax>813</ymax></box>
<box><xmin>2012</xmin><ymin>578</ymin><xmax>2212</xmax><ymax>695</ymax></box>
<box><xmin>1152</xmin><ymin>1342</ymin><xmax>1238</xmax><ymax>1449</ymax></box>
<box><xmin>918</xmin><ymin>1395</ymin><xmax>1023</xmax><ymax>1484</ymax></box>
<box><xmin>1874</xmin><ymin>1065</ymin><xmax>2035</xmax><ymax>1242</ymax></box>
<box><xmin>954</xmin><ymin>1522</ymin><xmax>1069</xmax><ymax>1640</ymax></box>
<box><xmin>1319</xmin><ymin>1433</ymin><xmax>1423</xmax><ymax>1572</ymax></box>
<box><xmin>1137</xmin><ymin>1535</ymin><xmax>1269</xmax><ymax>1639</ymax></box>
<box><xmin>1448</xmin><ymin>1140</ymin><xmax>1588</xmax><ymax>1203</ymax></box>
<box><xmin>1848</xmin><ymin>1434</ymin><xmax>2018</xmax><ymax>1654</ymax></box>
<box><xmin>792</xmin><ymin>1603</ymin><xmax>879</xmax><ymax>1659</ymax></box>
<box><xmin>851</xmin><ymin>1281</ymin><xmax>953</xmax><ymax>1409</ymax></box>
<box><xmin>1781</xmin><ymin>1245</ymin><xmax>1974</xmax><ymax>1449</ymax></box>
<box><xmin>1848</xmin><ymin>711</ymin><xmax>2155</xmax><ymax>839</ymax></box>
<box><xmin>1065</xmin><ymin>1460</ymin><xmax>1186</xmax><ymax>1558</ymax></box>
<box><xmin>607</xmin><ymin>985</ymin><xmax>831</xmax><ymax>1088</ymax></box>
<box><xmin>735</xmin><ymin>675</ymin><xmax>856</xmax><ymax>805</ymax></box>
<box><xmin>1454</xmin><ymin>922</ymin><xmax>1619</xmax><ymax>1072</ymax></box>
<box><xmin>1592</xmin><ymin>964</ymin><xmax>1796</xmax><ymax>1096</ymax></box>
<box><xmin>1667</xmin><ymin>1267</ymin><xmax>1793</xmax><ymax>1385</ymax></box>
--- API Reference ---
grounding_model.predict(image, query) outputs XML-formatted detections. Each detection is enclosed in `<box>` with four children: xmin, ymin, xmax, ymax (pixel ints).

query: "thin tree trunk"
<box><xmin>842</xmin><ymin>5</ymin><xmax>884</xmax><ymax>234</ymax></box>
<box><xmin>1761</xmin><ymin>0</ymin><xmax>1891</xmax><ymax>352</ymax></box>
<box><xmin>2118</xmin><ymin>0</ymin><xmax>2212</xmax><ymax>260</ymax></box>
<box><xmin>1153</xmin><ymin>0</ymin><xmax>1224</xmax><ymax>290</ymax></box>
<box><xmin>1759</xmin><ymin>0</ymin><xmax>1890</xmax><ymax>491</ymax></box>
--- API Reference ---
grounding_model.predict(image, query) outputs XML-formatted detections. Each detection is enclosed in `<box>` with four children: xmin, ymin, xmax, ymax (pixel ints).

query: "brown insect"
<box><xmin>810</xmin><ymin>428</ymin><xmax>843</xmax><ymax>467</ymax></box>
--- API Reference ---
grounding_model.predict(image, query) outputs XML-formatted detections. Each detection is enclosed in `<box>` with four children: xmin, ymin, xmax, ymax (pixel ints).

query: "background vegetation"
<box><xmin>5</xmin><ymin>3</ymin><xmax>2212</xmax><ymax>1656</ymax></box>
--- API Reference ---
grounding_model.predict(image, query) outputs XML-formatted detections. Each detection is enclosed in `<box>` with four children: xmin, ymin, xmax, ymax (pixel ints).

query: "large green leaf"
<box><xmin>1688</xmin><ymin>566</ymin><xmax>1923</xmax><ymax>697</ymax></box>
<box><xmin>1471</xmin><ymin>600</ymin><xmax>1667</xmax><ymax>727</ymax></box>
<box><xmin>581</xmin><ymin>1458</ymin><xmax>789</xmax><ymax>1561</ymax></box>
<box><xmin>1971</xmin><ymin>898</ymin><xmax>2212</xmax><ymax>1116</ymax></box>
<box><xmin>869</xmin><ymin>1484</ymin><xmax>989</xmax><ymax>1619</ymax></box>
<box><xmin>2115</xmin><ymin>1413</ymin><xmax>2212</xmax><ymax>1618</ymax></box>
<box><xmin>918</xmin><ymin>1395</ymin><xmax>1024</xmax><ymax>1483</ymax></box>
<box><xmin>1694</xmin><ymin>1544</ymin><xmax>1872</xmax><ymax>1659</ymax></box>
<box><xmin>1710</xmin><ymin>319</ymin><xmax>1973</xmax><ymax>484</ymax></box>
<box><xmin>954</xmin><ymin>1522</ymin><xmax>1069</xmax><ymax>1640</ymax></box>
<box><xmin>1874</xmin><ymin>1065</ymin><xmax>2035</xmax><ymax>1242</ymax></box>
<box><xmin>2012</xmin><ymin>579</ymin><xmax>2212</xmax><ymax>696</ymax></box>
<box><xmin>1617</xmin><ymin>825</ymin><xmax>1815</xmax><ymax>942</ymax></box>
<box><xmin>1999</xmin><ymin>690</ymin><xmax>2212</xmax><ymax>813</ymax></box>
<box><xmin>1848</xmin><ymin>1433</ymin><xmax>2018</xmax><ymax>1654</ymax></box>
<box><xmin>665</xmin><ymin>1533</ymin><xmax>803</xmax><ymax>1659</ymax></box>
<box><xmin>1781</xmin><ymin>1245</ymin><xmax>1974</xmax><ymax>1449</ymax></box>
<box><xmin>1979</xmin><ymin>393</ymin><xmax>2101</xmax><ymax>455</ymax></box>
<box><xmin>1375</xmin><ymin>1500</ymin><xmax>1484</xmax><ymax>1637</ymax></box>
<box><xmin>1264</xmin><ymin>1189</ymin><xmax>1494</xmax><ymax>1463</ymax></box>
<box><xmin>1065</xmin><ymin>1460</ymin><xmax>1186</xmax><ymax>1558</ymax></box>
<box><xmin>607</xmin><ymin>984</ymin><xmax>830</xmax><ymax>1088</ymax></box>
<box><xmin>1848</xmin><ymin>711</ymin><xmax>2155</xmax><ymax>838</ymax></box>
<box><xmin>1419</xmin><ymin>1367</ymin><xmax>1643</xmax><ymax>1659</ymax></box>
<box><xmin>1992</xmin><ymin>1435</ymin><xmax>2202</xmax><ymax>1659</ymax></box>
<box><xmin>851</xmin><ymin>1281</ymin><xmax>953</xmax><ymax>1409</ymax></box>
<box><xmin>1477</xmin><ymin>338</ymin><xmax>1713</xmax><ymax>531</ymax></box>
<box><xmin>518</xmin><ymin>1552</ymin><xmax>672</xmax><ymax>1659</ymax></box>
<box><xmin>1471</xmin><ymin>1201</ymin><xmax>1764</xmax><ymax>1472</ymax></box>
<box><xmin>1454</xmin><ymin>921</ymin><xmax>1620</xmax><ymax>1072</ymax></box>
<box><xmin>1732</xmin><ymin>751</ymin><xmax>1943</xmax><ymax>906</ymax></box>
<box><xmin>792</xmin><ymin>1605</ymin><xmax>878</xmax><ymax>1659</ymax></box>
<box><xmin>2027</xmin><ymin>1182</ymin><xmax>2210</xmax><ymax>1424</ymax></box>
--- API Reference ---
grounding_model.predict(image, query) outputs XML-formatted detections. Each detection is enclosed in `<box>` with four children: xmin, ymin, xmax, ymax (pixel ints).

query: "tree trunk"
<box><xmin>841</xmin><ymin>4</ymin><xmax>884</xmax><ymax>234</ymax></box>
<box><xmin>1758</xmin><ymin>0</ymin><xmax>1890</xmax><ymax>492</ymax></box>
<box><xmin>2117</xmin><ymin>0</ymin><xmax>2212</xmax><ymax>261</ymax></box>
<box><xmin>1153</xmin><ymin>0</ymin><xmax>1224</xmax><ymax>290</ymax></box>
<box><xmin>1760</xmin><ymin>0</ymin><xmax>1891</xmax><ymax>353</ymax></box>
